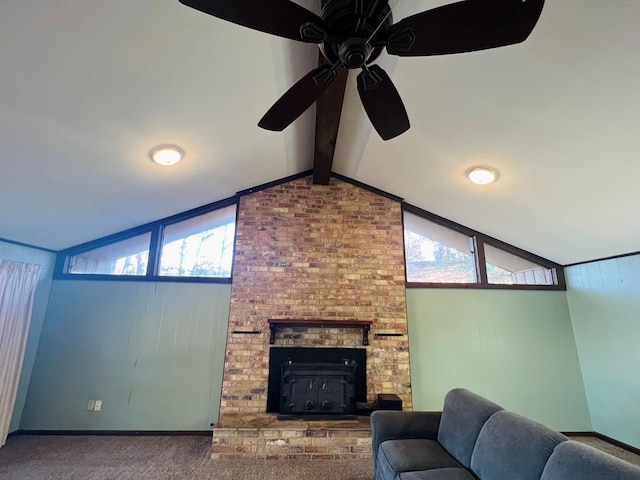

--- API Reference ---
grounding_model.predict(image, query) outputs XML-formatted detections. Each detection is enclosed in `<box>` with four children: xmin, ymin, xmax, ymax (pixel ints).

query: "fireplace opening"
<box><xmin>267</xmin><ymin>347</ymin><xmax>367</xmax><ymax>415</ymax></box>
<box><xmin>279</xmin><ymin>361</ymin><xmax>357</xmax><ymax>419</ymax></box>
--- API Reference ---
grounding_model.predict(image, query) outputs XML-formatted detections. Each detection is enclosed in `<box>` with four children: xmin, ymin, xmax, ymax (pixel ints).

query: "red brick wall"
<box><xmin>220</xmin><ymin>176</ymin><xmax>412</xmax><ymax>415</ymax></box>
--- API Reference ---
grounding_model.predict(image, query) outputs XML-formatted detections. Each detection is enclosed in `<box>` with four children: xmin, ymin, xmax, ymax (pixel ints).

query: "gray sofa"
<box><xmin>371</xmin><ymin>388</ymin><xmax>640</xmax><ymax>480</ymax></box>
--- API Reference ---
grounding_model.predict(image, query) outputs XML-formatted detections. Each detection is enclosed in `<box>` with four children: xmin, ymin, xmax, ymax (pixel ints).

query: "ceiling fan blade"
<box><xmin>357</xmin><ymin>65</ymin><xmax>410</xmax><ymax>141</ymax></box>
<box><xmin>387</xmin><ymin>0</ymin><xmax>545</xmax><ymax>56</ymax></box>
<box><xmin>179</xmin><ymin>0</ymin><xmax>326</xmax><ymax>43</ymax></box>
<box><xmin>259</xmin><ymin>65</ymin><xmax>337</xmax><ymax>131</ymax></box>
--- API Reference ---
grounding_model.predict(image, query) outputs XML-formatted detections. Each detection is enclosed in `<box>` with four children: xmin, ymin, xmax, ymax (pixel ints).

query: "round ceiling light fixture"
<box><xmin>466</xmin><ymin>166</ymin><xmax>499</xmax><ymax>185</ymax></box>
<box><xmin>150</xmin><ymin>145</ymin><xmax>184</xmax><ymax>166</ymax></box>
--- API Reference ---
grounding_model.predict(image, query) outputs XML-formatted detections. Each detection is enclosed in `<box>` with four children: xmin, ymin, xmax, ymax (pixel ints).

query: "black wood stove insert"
<box><xmin>267</xmin><ymin>347</ymin><xmax>366</xmax><ymax>420</ymax></box>
<box><xmin>279</xmin><ymin>361</ymin><xmax>357</xmax><ymax>419</ymax></box>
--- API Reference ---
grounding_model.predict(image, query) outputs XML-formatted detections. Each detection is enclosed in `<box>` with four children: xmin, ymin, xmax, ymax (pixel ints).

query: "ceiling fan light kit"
<box><xmin>179</xmin><ymin>0</ymin><xmax>545</xmax><ymax>140</ymax></box>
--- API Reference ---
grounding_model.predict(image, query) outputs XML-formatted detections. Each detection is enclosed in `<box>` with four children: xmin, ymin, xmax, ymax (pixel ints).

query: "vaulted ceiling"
<box><xmin>1</xmin><ymin>1</ymin><xmax>639</xmax><ymax>265</ymax></box>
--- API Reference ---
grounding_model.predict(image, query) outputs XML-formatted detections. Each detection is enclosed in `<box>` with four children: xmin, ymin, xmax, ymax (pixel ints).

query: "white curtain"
<box><xmin>0</xmin><ymin>260</ymin><xmax>42</xmax><ymax>447</ymax></box>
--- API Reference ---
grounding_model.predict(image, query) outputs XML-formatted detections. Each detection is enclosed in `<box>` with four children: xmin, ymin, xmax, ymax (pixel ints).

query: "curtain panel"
<box><xmin>0</xmin><ymin>260</ymin><xmax>42</xmax><ymax>447</ymax></box>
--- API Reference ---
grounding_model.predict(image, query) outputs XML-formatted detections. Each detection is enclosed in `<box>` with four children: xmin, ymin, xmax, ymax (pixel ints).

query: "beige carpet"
<box><xmin>0</xmin><ymin>435</ymin><xmax>373</xmax><ymax>480</ymax></box>
<box><xmin>2</xmin><ymin>434</ymin><xmax>639</xmax><ymax>479</ymax></box>
<box><xmin>568</xmin><ymin>435</ymin><xmax>640</xmax><ymax>468</ymax></box>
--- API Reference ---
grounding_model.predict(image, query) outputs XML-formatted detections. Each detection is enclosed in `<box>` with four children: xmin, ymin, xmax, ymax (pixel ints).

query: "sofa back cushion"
<box><xmin>436</xmin><ymin>388</ymin><xmax>503</xmax><ymax>468</ymax></box>
<box><xmin>470</xmin><ymin>410</ymin><xmax>567</xmax><ymax>480</ymax></box>
<box><xmin>541</xmin><ymin>440</ymin><xmax>640</xmax><ymax>480</ymax></box>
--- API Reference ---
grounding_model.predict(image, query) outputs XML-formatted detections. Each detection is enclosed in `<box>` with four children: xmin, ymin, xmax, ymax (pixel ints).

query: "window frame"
<box><xmin>402</xmin><ymin>203</ymin><xmax>566</xmax><ymax>290</ymax></box>
<box><xmin>54</xmin><ymin>197</ymin><xmax>238</xmax><ymax>284</ymax></box>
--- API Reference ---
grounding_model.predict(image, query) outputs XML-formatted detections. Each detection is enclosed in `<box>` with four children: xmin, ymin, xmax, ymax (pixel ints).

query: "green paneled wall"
<box><xmin>566</xmin><ymin>254</ymin><xmax>640</xmax><ymax>449</ymax></box>
<box><xmin>0</xmin><ymin>240</ymin><xmax>56</xmax><ymax>433</ymax></box>
<box><xmin>26</xmin><ymin>262</ymin><xmax>640</xmax><ymax>441</ymax></box>
<box><xmin>406</xmin><ymin>288</ymin><xmax>591</xmax><ymax>431</ymax></box>
<box><xmin>22</xmin><ymin>280</ymin><xmax>596</xmax><ymax>433</ymax></box>
<box><xmin>21</xmin><ymin>280</ymin><xmax>230</xmax><ymax>431</ymax></box>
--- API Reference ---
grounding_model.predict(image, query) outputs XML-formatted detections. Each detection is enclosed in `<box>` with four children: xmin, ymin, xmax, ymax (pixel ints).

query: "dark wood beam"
<box><xmin>312</xmin><ymin>54</ymin><xmax>348</xmax><ymax>185</ymax></box>
<box><xmin>312</xmin><ymin>0</ymin><xmax>349</xmax><ymax>185</ymax></box>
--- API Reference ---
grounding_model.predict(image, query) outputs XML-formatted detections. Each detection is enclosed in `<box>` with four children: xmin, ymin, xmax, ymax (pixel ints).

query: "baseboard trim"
<box><xmin>593</xmin><ymin>432</ymin><xmax>640</xmax><ymax>457</ymax></box>
<box><xmin>10</xmin><ymin>429</ymin><xmax>212</xmax><ymax>437</ymax></box>
<box><xmin>564</xmin><ymin>431</ymin><xmax>640</xmax><ymax>457</ymax></box>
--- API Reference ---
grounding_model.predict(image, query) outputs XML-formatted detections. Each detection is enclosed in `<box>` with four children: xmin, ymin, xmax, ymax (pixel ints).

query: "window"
<box><xmin>484</xmin><ymin>243</ymin><xmax>555</xmax><ymax>286</ymax></box>
<box><xmin>67</xmin><ymin>233</ymin><xmax>151</xmax><ymax>276</ymax></box>
<box><xmin>158</xmin><ymin>205</ymin><xmax>235</xmax><ymax>278</ymax></box>
<box><xmin>404</xmin><ymin>213</ymin><xmax>476</xmax><ymax>283</ymax></box>
<box><xmin>57</xmin><ymin>199</ymin><xmax>237</xmax><ymax>282</ymax></box>
<box><xmin>403</xmin><ymin>205</ymin><xmax>564</xmax><ymax>289</ymax></box>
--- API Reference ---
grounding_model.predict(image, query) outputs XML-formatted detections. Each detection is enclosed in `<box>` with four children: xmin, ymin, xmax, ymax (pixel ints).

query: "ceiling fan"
<box><xmin>179</xmin><ymin>0</ymin><xmax>545</xmax><ymax>140</ymax></box>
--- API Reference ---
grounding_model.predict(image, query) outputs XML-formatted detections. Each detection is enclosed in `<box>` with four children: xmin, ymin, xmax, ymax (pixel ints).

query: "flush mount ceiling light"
<box><xmin>466</xmin><ymin>166</ymin><xmax>499</xmax><ymax>185</ymax></box>
<box><xmin>150</xmin><ymin>145</ymin><xmax>184</xmax><ymax>166</ymax></box>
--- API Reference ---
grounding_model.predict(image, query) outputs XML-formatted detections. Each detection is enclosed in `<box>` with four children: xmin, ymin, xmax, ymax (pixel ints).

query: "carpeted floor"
<box><xmin>568</xmin><ymin>435</ymin><xmax>640</xmax><ymax>467</ymax></box>
<box><xmin>1</xmin><ymin>434</ymin><xmax>639</xmax><ymax>479</ymax></box>
<box><xmin>0</xmin><ymin>435</ymin><xmax>373</xmax><ymax>480</ymax></box>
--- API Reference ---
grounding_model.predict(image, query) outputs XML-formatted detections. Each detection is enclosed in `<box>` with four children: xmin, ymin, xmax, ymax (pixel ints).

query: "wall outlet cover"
<box><xmin>94</xmin><ymin>400</ymin><xmax>102</xmax><ymax>411</ymax></box>
<box><xmin>87</xmin><ymin>400</ymin><xmax>95</xmax><ymax>410</ymax></box>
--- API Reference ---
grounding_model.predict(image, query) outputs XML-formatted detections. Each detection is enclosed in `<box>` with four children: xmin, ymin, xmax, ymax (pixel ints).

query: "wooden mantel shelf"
<box><xmin>267</xmin><ymin>319</ymin><xmax>373</xmax><ymax>346</ymax></box>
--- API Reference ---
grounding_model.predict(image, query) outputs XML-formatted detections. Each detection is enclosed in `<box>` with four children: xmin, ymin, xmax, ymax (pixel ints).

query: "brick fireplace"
<box><xmin>214</xmin><ymin>175</ymin><xmax>412</xmax><ymax>458</ymax></box>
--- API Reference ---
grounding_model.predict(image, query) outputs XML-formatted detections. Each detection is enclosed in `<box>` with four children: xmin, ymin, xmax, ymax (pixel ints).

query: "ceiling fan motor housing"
<box><xmin>319</xmin><ymin>0</ymin><xmax>393</xmax><ymax>68</ymax></box>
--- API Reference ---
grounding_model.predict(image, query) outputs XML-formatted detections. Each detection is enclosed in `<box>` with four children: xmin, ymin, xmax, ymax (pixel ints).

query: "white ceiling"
<box><xmin>1</xmin><ymin>0</ymin><xmax>639</xmax><ymax>265</ymax></box>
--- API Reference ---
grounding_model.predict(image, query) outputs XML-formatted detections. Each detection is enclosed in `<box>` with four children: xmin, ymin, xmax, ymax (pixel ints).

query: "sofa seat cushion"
<box><xmin>377</xmin><ymin>439</ymin><xmax>464</xmax><ymax>480</ymax></box>
<box><xmin>470</xmin><ymin>410</ymin><xmax>567</xmax><ymax>480</ymax></box>
<box><xmin>541</xmin><ymin>441</ymin><xmax>640</xmax><ymax>480</ymax></box>
<box><xmin>399</xmin><ymin>467</ymin><xmax>478</xmax><ymax>480</ymax></box>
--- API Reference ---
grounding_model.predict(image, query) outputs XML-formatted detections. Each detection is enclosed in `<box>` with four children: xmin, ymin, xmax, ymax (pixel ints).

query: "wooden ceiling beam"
<box><xmin>312</xmin><ymin>0</ymin><xmax>348</xmax><ymax>185</ymax></box>
<box><xmin>312</xmin><ymin>53</ymin><xmax>348</xmax><ymax>185</ymax></box>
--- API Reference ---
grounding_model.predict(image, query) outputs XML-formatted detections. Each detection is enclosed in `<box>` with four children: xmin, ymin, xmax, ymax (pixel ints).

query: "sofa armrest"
<box><xmin>370</xmin><ymin>410</ymin><xmax>442</xmax><ymax>458</ymax></box>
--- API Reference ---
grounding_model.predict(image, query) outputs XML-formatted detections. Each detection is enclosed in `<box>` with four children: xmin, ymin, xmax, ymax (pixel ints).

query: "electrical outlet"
<box><xmin>87</xmin><ymin>400</ymin><xmax>95</xmax><ymax>411</ymax></box>
<box><xmin>94</xmin><ymin>400</ymin><xmax>102</xmax><ymax>411</ymax></box>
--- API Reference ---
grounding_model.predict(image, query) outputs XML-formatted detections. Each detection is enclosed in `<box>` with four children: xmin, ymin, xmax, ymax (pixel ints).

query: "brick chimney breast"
<box><xmin>221</xmin><ymin>176</ymin><xmax>412</xmax><ymax>416</ymax></box>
